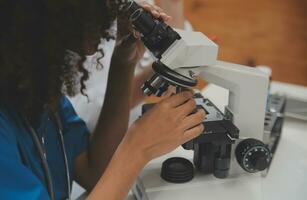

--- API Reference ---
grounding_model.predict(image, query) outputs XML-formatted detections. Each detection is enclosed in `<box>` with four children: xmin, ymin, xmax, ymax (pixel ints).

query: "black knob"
<box><xmin>161</xmin><ymin>157</ymin><xmax>194</xmax><ymax>183</ymax></box>
<box><xmin>235</xmin><ymin>139</ymin><xmax>272</xmax><ymax>173</ymax></box>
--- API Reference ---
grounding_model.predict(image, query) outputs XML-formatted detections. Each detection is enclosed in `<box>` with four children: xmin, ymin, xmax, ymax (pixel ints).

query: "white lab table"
<box><xmin>74</xmin><ymin>81</ymin><xmax>307</xmax><ymax>200</ymax></box>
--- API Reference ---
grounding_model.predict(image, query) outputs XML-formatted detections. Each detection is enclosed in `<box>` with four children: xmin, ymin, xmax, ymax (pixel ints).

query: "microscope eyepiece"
<box><xmin>129</xmin><ymin>9</ymin><xmax>142</xmax><ymax>21</ymax></box>
<box><xmin>120</xmin><ymin>0</ymin><xmax>181</xmax><ymax>59</ymax></box>
<box><xmin>121</xmin><ymin>1</ymin><xmax>197</xmax><ymax>97</ymax></box>
<box><xmin>130</xmin><ymin>9</ymin><xmax>156</xmax><ymax>36</ymax></box>
<box><xmin>116</xmin><ymin>0</ymin><xmax>135</xmax><ymax>12</ymax></box>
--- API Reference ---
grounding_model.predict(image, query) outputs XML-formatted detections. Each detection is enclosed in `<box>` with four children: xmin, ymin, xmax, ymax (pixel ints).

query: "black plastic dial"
<box><xmin>235</xmin><ymin>139</ymin><xmax>272</xmax><ymax>173</ymax></box>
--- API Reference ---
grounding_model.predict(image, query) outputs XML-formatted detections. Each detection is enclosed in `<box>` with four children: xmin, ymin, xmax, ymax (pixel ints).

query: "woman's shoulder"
<box><xmin>59</xmin><ymin>96</ymin><xmax>74</xmax><ymax>111</ymax></box>
<box><xmin>0</xmin><ymin>104</ymin><xmax>19</xmax><ymax>145</ymax></box>
<box><xmin>0</xmin><ymin>104</ymin><xmax>17</xmax><ymax>128</ymax></box>
<box><xmin>58</xmin><ymin>96</ymin><xmax>87</xmax><ymax>127</ymax></box>
<box><xmin>58</xmin><ymin>96</ymin><xmax>78</xmax><ymax>119</ymax></box>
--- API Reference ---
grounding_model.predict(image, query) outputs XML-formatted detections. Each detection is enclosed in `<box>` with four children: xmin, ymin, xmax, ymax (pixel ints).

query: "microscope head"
<box><xmin>117</xmin><ymin>0</ymin><xmax>182</xmax><ymax>59</ymax></box>
<box><xmin>119</xmin><ymin>0</ymin><xmax>218</xmax><ymax>96</ymax></box>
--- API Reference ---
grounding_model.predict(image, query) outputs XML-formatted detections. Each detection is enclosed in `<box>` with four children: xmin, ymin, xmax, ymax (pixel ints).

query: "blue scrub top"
<box><xmin>0</xmin><ymin>97</ymin><xmax>90</xmax><ymax>200</ymax></box>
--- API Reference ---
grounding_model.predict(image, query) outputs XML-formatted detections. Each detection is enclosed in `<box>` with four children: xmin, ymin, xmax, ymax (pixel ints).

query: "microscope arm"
<box><xmin>177</xmin><ymin>62</ymin><xmax>270</xmax><ymax>141</ymax></box>
<box><xmin>159</xmin><ymin>29</ymin><xmax>269</xmax><ymax>140</ymax></box>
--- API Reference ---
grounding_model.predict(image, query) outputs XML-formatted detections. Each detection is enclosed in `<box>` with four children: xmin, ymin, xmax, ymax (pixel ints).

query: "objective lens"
<box><xmin>142</xmin><ymin>73</ymin><xmax>169</xmax><ymax>96</ymax></box>
<box><xmin>155</xmin><ymin>82</ymin><xmax>169</xmax><ymax>97</ymax></box>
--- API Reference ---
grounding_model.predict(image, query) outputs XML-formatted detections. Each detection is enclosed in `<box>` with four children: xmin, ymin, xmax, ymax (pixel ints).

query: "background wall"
<box><xmin>169</xmin><ymin>0</ymin><xmax>307</xmax><ymax>86</ymax></box>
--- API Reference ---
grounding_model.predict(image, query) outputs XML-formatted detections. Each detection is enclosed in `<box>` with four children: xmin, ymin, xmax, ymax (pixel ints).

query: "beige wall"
<box><xmin>162</xmin><ymin>0</ymin><xmax>307</xmax><ymax>86</ymax></box>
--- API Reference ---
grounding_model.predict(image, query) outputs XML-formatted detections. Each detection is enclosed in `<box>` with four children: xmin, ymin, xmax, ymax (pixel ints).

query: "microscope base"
<box><xmin>133</xmin><ymin>94</ymin><xmax>286</xmax><ymax>200</ymax></box>
<box><xmin>132</xmin><ymin>148</ymin><xmax>263</xmax><ymax>200</ymax></box>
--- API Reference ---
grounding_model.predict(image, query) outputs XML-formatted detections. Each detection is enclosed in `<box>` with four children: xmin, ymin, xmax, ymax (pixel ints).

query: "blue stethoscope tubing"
<box><xmin>24</xmin><ymin>112</ymin><xmax>71</xmax><ymax>200</ymax></box>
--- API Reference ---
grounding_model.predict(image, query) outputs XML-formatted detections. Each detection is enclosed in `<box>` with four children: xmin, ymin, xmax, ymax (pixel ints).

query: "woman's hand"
<box><xmin>160</xmin><ymin>0</ymin><xmax>185</xmax><ymax>28</ymax></box>
<box><xmin>87</xmin><ymin>91</ymin><xmax>205</xmax><ymax>200</ymax></box>
<box><xmin>113</xmin><ymin>1</ymin><xmax>171</xmax><ymax>66</ymax></box>
<box><xmin>122</xmin><ymin>91</ymin><xmax>206</xmax><ymax>163</ymax></box>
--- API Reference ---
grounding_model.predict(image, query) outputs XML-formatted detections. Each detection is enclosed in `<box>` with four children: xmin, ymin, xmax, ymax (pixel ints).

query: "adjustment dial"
<box><xmin>235</xmin><ymin>139</ymin><xmax>272</xmax><ymax>173</ymax></box>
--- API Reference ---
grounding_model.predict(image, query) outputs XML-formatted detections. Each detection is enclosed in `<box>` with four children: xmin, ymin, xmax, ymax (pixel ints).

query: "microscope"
<box><xmin>117</xmin><ymin>1</ymin><xmax>286</xmax><ymax>199</ymax></box>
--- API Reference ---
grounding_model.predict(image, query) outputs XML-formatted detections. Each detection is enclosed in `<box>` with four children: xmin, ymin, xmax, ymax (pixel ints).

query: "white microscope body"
<box><xmin>121</xmin><ymin>1</ymin><xmax>273</xmax><ymax>199</ymax></box>
<box><xmin>161</xmin><ymin>29</ymin><xmax>269</xmax><ymax>162</ymax></box>
<box><xmin>132</xmin><ymin>29</ymin><xmax>270</xmax><ymax>200</ymax></box>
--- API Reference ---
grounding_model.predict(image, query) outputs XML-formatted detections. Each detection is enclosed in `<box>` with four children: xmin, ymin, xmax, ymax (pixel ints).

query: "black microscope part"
<box><xmin>161</xmin><ymin>157</ymin><xmax>194</xmax><ymax>183</ymax></box>
<box><xmin>235</xmin><ymin>138</ymin><xmax>271</xmax><ymax>173</ymax></box>
<box><xmin>252</xmin><ymin>152</ymin><xmax>269</xmax><ymax>171</ymax></box>
<box><xmin>142</xmin><ymin>93</ymin><xmax>240</xmax><ymax>179</ymax></box>
<box><xmin>123</xmin><ymin>1</ymin><xmax>181</xmax><ymax>59</ymax></box>
<box><xmin>121</xmin><ymin>1</ymin><xmax>198</xmax><ymax>96</ymax></box>
<box><xmin>130</xmin><ymin>8</ymin><xmax>156</xmax><ymax>36</ymax></box>
<box><xmin>141</xmin><ymin>62</ymin><xmax>198</xmax><ymax>96</ymax></box>
<box><xmin>152</xmin><ymin>62</ymin><xmax>198</xmax><ymax>87</ymax></box>
<box><xmin>213</xmin><ymin>144</ymin><xmax>231</xmax><ymax>179</ymax></box>
<box><xmin>141</xmin><ymin>73</ymin><xmax>165</xmax><ymax>97</ymax></box>
<box><xmin>141</xmin><ymin>94</ymin><xmax>284</xmax><ymax>179</ymax></box>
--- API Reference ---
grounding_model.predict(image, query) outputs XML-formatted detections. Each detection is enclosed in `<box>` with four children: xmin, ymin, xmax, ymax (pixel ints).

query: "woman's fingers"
<box><xmin>140</xmin><ymin>2</ymin><xmax>171</xmax><ymax>21</ymax></box>
<box><xmin>163</xmin><ymin>86</ymin><xmax>176</xmax><ymax>98</ymax></box>
<box><xmin>181</xmin><ymin>109</ymin><xmax>206</xmax><ymax>130</ymax></box>
<box><xmin>160</xmin><ymin>13</ymin><xmax>172</xmax><ymax>21</ymax></box>
<box><xmin>180</xmin><ymin>124</ymin><xmax>205</xmax><ymax>144</ymax></box>
<box><xmin>163</xmin><ymin>91</ymin><xmax>193</xmax><ymax>108</ymax></box>
<box><xmin>152</xmin><ymin>5</ymin><xmax>171</xmax><ymax>21</ymax></box>
<box><xmin>152</xmin><ymin>5</ymin><xmax>164</xmax><ymax>13</ymax></box>
<box><xmin>176</xmin><ymin>98</ymin><xmax>197</xmax><ymax>117</ymax></box>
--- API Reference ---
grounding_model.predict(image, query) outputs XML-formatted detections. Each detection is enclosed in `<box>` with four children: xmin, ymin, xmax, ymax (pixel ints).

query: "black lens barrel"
<box><xmin>130</xmin><ymin>9</ymin><xmax>156</xmax><ymax>36</ymax></box>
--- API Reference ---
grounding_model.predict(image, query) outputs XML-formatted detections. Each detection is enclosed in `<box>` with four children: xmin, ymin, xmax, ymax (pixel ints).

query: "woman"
<box><xmin>0</xmin><ymin>1</ymin><xmax>205</xmax><ymax>200</ymax></box>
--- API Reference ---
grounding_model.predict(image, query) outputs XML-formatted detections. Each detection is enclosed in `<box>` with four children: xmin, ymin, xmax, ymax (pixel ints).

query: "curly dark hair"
<box><xmin>0</xmin><ymin>0</ymin><xmax>118</xmax><ymax>125</ymax></box>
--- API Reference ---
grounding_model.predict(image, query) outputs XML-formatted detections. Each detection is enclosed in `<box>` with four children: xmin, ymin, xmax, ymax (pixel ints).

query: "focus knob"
<box><xmin>235</xmin><ymin>139</ymin><xmax>272</xmax><ymax>173</ymax></box>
